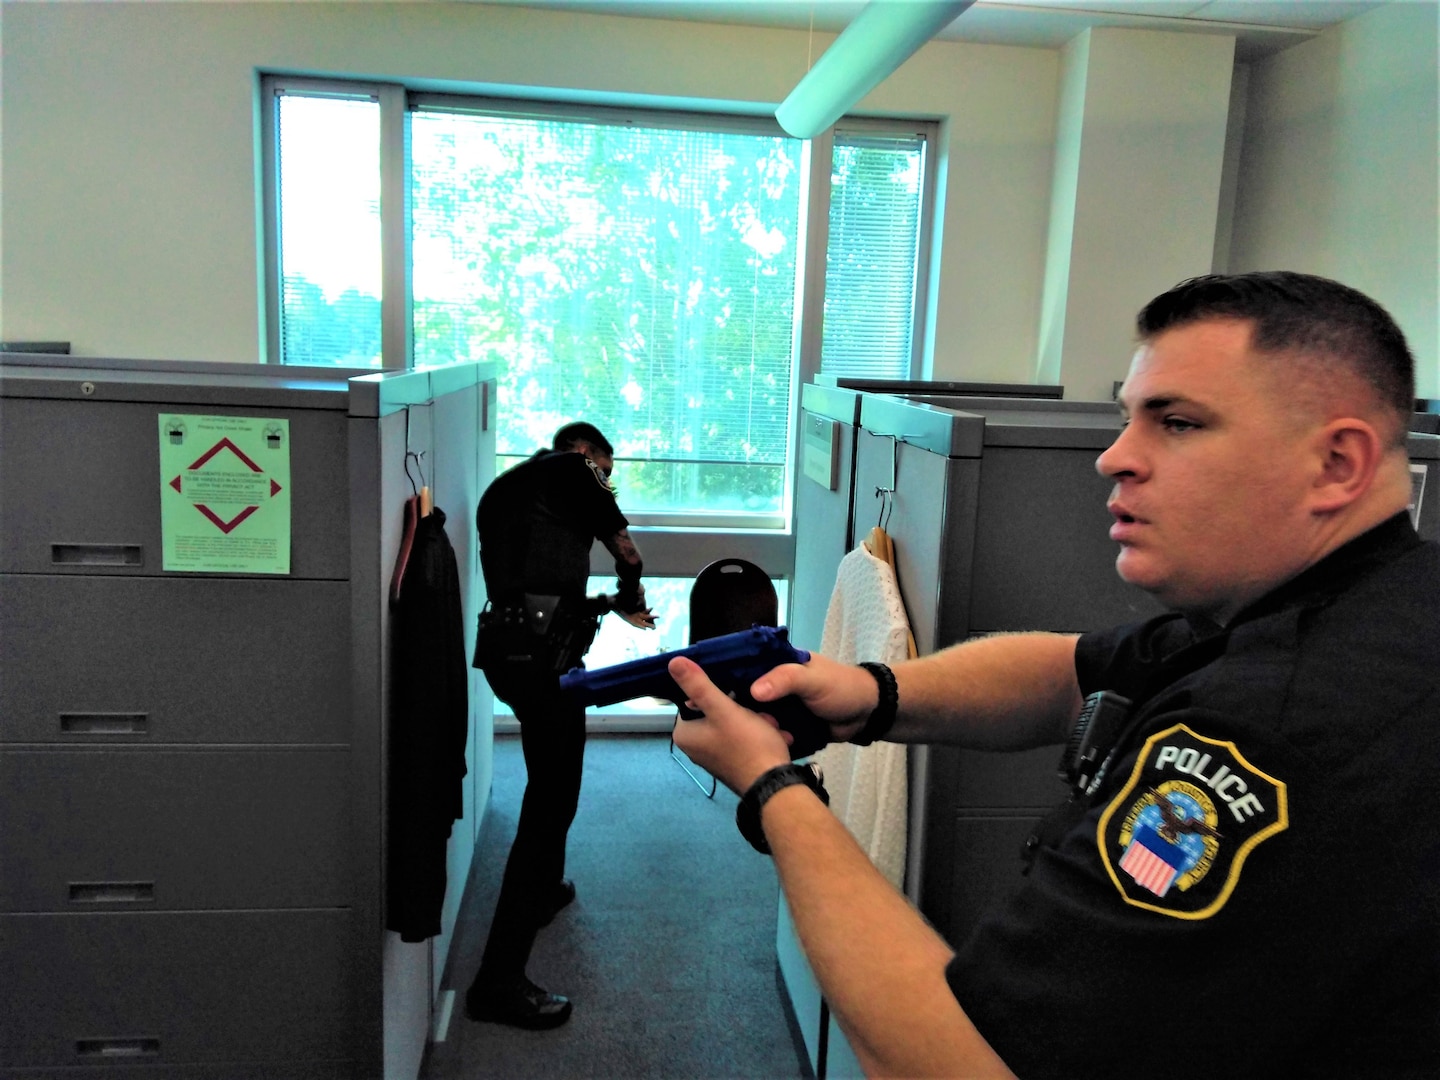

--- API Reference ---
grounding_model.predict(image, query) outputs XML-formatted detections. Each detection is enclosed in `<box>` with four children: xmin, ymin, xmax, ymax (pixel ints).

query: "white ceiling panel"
<box><xmin>979</xmin><ymin>0</ymin><xmax>1209</xmax><ymax>16</ymax></box>
<box><xmin>474</xmin><ymin>0</ymin><xmax>1391</xmax><ymax>58</ymax></box>
<box><xmin>1190</xmin><ymin>0</ymin><xmax>1385</xmax><ymax>29</ymax></box>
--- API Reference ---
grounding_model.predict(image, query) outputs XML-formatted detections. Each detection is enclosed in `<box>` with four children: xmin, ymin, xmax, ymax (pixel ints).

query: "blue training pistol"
<box><xmin>558</xmin><ymin>625</ymin><xmax>830</xmax><ymax>760</ymax></box>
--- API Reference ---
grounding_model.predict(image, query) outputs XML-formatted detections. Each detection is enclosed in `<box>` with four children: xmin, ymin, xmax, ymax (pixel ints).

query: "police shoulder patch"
<box><xmin>1097</xmin><ymin>723</ymin><xmax>1288</xmax><ymax>920</ymax></box>
<box><xmin>583</xmin><ymin>457</ymin><xmax>615</xmax><ymax>494</ymax></box>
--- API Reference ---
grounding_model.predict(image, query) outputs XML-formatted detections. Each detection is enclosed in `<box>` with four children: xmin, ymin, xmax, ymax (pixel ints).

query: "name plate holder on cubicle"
<box><xmin>802</xmin><ymin>413</ymin><xmax>840</xmax><ymax>491</ymax></box>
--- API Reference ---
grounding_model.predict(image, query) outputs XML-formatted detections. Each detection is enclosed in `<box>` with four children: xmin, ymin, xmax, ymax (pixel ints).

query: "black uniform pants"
<box><xmin>472</xmin><ymin>658</ymin><xmax>588</xmax><ymax>985</ymax></box>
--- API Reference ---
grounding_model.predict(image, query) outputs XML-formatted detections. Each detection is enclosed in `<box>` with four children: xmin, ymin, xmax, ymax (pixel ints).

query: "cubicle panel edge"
<box><xmin>1406</xmin><ymin>433</ymin><xmax>1439</xmax><ymax>541</ymax></box>
<box><xmin>792</xmin><ymin>387</ymin><xmax>862</xmax><ymax>654</ymax></box>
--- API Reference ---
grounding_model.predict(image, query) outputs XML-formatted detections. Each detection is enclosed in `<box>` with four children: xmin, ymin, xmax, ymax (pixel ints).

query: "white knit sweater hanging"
<box><xmin>812</xmin><ymin>535</ymin><xmax>914</xmax><ymax>888</ymax></box>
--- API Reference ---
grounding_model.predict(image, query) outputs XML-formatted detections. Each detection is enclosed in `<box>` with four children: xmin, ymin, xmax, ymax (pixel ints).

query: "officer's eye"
<box><xmin>1162</xmin><ymin>415</ymin><xmax>1200</xmax><ymax>433</ymax></box>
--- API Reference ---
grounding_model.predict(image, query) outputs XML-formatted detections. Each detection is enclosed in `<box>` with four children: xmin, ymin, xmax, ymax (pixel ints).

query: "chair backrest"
<box><xmin>689</xmin><ymin>558</ymin><xmax>777</xmax><ymax>643</ymax></box>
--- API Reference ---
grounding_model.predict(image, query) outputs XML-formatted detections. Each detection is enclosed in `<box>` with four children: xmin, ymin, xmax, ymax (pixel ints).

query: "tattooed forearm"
<box><xmin>608</xmin><ymin>528</ymin><xmax>644</xmax><ymax>571</ymax></box>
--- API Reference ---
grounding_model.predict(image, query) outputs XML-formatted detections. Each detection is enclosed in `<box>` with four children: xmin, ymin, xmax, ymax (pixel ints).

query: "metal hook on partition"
<box><xmin>874</xmin><ymin>485</ymin><xmax>894</xmax><ymax>532</ymax></box>
<box><xmin>872</xmin><ymin>433</ymin><xmax>904</xmax><ymax>532</ymax></box>
<box><xmin>864</xmin><ymin>434</ymin><xmax>910</xmax><ymax>538</ymax></box>
<box><xmin>404</xmin><ymin>450</ymin><xmax>426</xmax><ymax>498</ymax></box>
<box><xmin>402</xmin><ymin>400</ymin><xmax>435</xmax><ymax>455</ymax></box>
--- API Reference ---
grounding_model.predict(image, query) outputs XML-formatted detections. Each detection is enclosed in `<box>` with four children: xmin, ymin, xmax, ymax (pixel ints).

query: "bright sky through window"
<box><xmin>277</xmin><ymin>96</ymin><xmax>381</xmax><ymax>303</ymax></box>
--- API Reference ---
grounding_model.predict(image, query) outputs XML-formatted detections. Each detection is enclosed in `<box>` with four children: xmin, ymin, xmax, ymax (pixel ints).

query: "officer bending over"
<box><xmin>467</xmin><ymin>421</ymin><xmax>655</xmax><ymax>1030</ymax></box>
<box><xmin>672</xmin><ymin>272</ymin><xmax>1438</xmax><ymax>1078</ymax></box>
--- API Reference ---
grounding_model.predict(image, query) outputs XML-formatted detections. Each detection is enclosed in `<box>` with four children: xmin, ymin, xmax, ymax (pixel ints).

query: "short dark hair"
<box><xmin>1137</xmin><ymin>272</ymin><xmax>1415</xmax><ymax>429</ymax></box>
<box><xmin>553</xmin><ymin>422</ymin><xmax>613</xmax><ymax>455</ymax></box>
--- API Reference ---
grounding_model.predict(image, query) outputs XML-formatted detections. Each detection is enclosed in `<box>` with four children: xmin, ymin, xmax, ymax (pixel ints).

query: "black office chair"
<box><xmin>670</xmin><ymin>558</ymin><xmax>778</xmax><ymax>797</ymax></box>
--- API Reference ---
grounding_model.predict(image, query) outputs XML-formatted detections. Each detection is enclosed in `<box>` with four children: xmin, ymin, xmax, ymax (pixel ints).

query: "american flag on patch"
<box><xmin>1119</xmin><ymin>824</ymin><xmax>1186</xmax><ymax>897</ymax></box>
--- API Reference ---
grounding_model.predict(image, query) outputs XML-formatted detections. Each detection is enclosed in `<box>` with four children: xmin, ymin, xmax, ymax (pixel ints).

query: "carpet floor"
<box><xmin>419</xmin><ymin>732</ymin><xmax>810</xmax><ymax>1080</ymax></box>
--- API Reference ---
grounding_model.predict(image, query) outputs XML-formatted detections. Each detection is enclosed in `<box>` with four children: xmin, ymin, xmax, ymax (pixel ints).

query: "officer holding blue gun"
<box><xmin>671</xmin><ymin>274</ymin><xmax>1439</xmax><ymax>1079</ymax></box>
<box><xmin>466</xmin><ymin>422</ymin><xmax>655</xmax><ymax>1030</ymax></box>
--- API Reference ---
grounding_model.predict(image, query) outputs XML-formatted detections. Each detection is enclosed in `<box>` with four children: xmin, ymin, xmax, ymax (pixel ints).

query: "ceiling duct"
<box><xmin>775</xmin><ymin>0</ymin><xmax>974</xmax><ymax>139</ymax></box>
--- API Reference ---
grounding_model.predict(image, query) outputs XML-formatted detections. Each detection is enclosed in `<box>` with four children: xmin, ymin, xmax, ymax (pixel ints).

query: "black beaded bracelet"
<box><xmin>850</xmin><ymin>661</ymin><xmax>898</xmax><ymax>746</ymax></box>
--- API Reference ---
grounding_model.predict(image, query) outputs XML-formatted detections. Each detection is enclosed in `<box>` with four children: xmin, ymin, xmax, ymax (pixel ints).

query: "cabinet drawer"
<box><xmin>0</xmin><ymin>397</ymin><xmax>349</xmax><ymax>578</ymax></box>
<box><xmin>0</xmin><ymin>909</ymin><xmax>354</xmax><ymax>1069</ymax></box>
<box><xmin>0</xmin><ymin>749</ymin><xmax>350</xmax><ymax>911</ymax></box>
<box><xmin>0</xmin><ymin>575</ymin><xmax>349</xmax><ymax>744</ymax></box>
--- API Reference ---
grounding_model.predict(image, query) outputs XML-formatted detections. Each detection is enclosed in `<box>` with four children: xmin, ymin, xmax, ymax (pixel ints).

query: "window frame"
<box><xmin>260</xmin><ymin>75</ymin><xmax>938</xmax><ymax>542</ymax></box>
<box><xmin>827</xmin><ymin>117</ymin><xmax>939</xmax><ymax>381</ymax></box>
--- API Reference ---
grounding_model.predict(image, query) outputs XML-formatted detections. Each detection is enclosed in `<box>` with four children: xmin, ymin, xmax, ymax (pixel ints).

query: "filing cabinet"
<box><xmin>0</xmin><ymin>355</ymin><xmax>492</xmax><ymax>1078</ymax></box>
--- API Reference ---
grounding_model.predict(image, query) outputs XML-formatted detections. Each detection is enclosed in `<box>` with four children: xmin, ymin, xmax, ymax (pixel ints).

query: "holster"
<box><xmin>474</xmin><ymin>594</ymin><xmax>602</xmax><ymax>677</ymax></box>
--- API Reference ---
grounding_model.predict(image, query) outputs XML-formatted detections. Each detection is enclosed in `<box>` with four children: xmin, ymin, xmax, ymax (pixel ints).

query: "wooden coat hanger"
<box><xmin>391</xmin><ymin>452</ymin><xmax>425</xmax><ymax>604</ymax></box>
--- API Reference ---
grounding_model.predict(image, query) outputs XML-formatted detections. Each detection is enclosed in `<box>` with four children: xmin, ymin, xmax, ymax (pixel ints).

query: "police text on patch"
<box><xmin>1152</xmin><ymin>744</ymin><xmax>1265</xmax><ymax>823</ymax></box>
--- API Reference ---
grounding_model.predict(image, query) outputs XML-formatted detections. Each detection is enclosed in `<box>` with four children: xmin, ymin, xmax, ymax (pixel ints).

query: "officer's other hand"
<box><xmin>610</xmin><ymin>587</ymin><xmax>657</xmax><ymax>629</ymax></box>
<box><xmin>749</xmin><ymin>651</ymin><xmax>875</xmax><ymax>743</ymax></box>
<box><xmin>619</xmin><ymin>607</ymin><xmax>657</xmax><ymax>630</ymax></box>
<box><xmin>669</xmin><ymin>656</ymin><xmax>790</xmax><ymax>794</ymax></box>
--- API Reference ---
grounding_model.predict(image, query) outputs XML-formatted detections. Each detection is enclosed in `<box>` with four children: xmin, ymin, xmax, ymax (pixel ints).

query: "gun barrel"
<box><xmin>559</xmin><ymin>625</ymin><xmax>809</xmax><ymax>707</ymax></box>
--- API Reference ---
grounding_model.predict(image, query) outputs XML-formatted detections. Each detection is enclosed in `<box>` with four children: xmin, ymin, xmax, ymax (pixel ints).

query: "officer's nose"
<box><xmin>1096</xmin><ymin>422</ymin><xmax>1143</xmax><ymax>481</ymax></box>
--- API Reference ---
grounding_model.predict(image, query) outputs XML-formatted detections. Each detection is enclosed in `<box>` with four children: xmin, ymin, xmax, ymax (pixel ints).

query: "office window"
<box><xmin>821</xmin><ymin>130</ymin><xmax>930</xmax><ymax>380</ymax></box>
<box><xmin>270</xmin><ymin>91</ymin><xmax>383</xmax><ymax>367</ymax></box>
<box><xmin>264</xmin><ymin>79</ymin><xmax>936</xmax><ymax>520</ymax></box>
<box><xmin>410</xmin><ymin>106</ymin><xmax>801</xmax><ymax>520</ymax></box>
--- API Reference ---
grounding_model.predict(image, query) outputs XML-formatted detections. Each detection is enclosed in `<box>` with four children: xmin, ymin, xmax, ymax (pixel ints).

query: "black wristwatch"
<box><xmin>736</xmin><ymin>762</ymin><xmax>829</xmax><ymax>855</ymax></box>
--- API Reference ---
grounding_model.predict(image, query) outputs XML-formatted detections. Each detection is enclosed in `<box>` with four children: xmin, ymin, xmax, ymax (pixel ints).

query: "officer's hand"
<box><xmin>669</xmin><ymin>656</ymin><xmax>790</xmax><ymax>795</ymax></box>
<box><xmin>748</xmin><ymin>651</ymin><xmax>877</xmax><ymax>743</ymax></box>
<box><xmin>618</xmin><ymin>607</ymin><xmax>657</xmax><ymax>630</ymax></box>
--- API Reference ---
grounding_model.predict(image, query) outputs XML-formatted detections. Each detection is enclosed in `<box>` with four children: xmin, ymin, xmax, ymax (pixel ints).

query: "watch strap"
<box><xmin>736</xmin><ymin>762</ymin><xmax>829</xmax><ymax>855</ymax></box>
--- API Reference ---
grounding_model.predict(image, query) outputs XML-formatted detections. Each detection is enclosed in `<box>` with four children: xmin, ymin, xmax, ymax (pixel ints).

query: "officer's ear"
<box><xmin>1306</xmin><ymin>416</ymin><xmax>1385</xmax><ymax>514</ymax></box>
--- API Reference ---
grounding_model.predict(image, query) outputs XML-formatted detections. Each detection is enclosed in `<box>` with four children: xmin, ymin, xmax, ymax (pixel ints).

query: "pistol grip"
<box><xmin>736</xmin><ymin>692</ymin><xmax>831</xmax><ymax>761</ymax></box>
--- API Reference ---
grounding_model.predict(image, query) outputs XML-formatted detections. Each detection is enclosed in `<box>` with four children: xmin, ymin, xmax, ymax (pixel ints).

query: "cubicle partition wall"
<box><xmin>790</xmin><ymin>381</ymin><xmax>1063</xmax><ymax>661</ymax></box>
<box><xmin>851</xmin><ymin>395</ymin><xmax>1164</xmax><ymax>947</ymax></box>
<box><xmin>0</xmin><ymin>354</ymin><xmax>495</xmax><ymax>1080</ymax></box>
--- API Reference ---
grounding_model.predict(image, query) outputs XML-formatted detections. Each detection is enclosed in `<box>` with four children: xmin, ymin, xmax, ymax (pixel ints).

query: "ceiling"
<box><xmin>479</xmin><ymin>0</ymin><xmax>1389</xmax><ymax>60</ymax></box>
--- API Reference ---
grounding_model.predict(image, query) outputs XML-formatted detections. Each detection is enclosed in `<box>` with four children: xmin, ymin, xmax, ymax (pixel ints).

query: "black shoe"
<box><xmin>538</xmin><ymin>879</ymin><xmax>577</xmax><ymax>927</ymax></box>
<box><xmin>466</xmin><ymin>976</ymin><xmax>572</xmax><ymax>1030</ymax></box>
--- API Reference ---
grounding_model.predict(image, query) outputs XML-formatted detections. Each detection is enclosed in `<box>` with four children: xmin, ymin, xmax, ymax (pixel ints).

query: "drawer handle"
<box><xmin>60</xmin><ymin>712</ymin><xmax>148</xmax><ymax>735</ymax></box>
<box><xmin>69</xmin><ymin>882</ymin><xmax>156</xmax><ymax>904</ymax></box>
<box><xmin>50</xmin><ymin>543</ymin><xmax>143</xmax><ymax>566</ymax></box>
<box><xmin>76</xmin><ymin>1037</ymin><xmax>160</xmax><ymax>1058</ymax></box>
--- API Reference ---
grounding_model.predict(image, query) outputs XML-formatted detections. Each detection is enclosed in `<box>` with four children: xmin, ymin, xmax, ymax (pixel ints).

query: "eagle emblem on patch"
<box><xmin>1097</xmin><ymin>723</ymin><xmax>1287</xmax><ymax>919</ymax></box>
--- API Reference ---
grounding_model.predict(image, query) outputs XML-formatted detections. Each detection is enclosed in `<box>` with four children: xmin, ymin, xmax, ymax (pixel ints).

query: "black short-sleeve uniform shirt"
<box><xmin>946</xmin><ymin>514</ymin><xmax>1440</xmax><ymax>1078</ymax></box>
<box><xmin>477</xmin><ymin>449</ymin><xmax>629</xmax><ymax>604</ymax></box>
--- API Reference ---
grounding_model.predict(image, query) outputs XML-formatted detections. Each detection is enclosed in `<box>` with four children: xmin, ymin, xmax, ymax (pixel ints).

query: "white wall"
<box><xmin>1229</xmin><ymin>0</ymin><xmax>1439</xmax><ymax>396</ymax></box>
<box><xmin>1036</xmin><ymin>28</ymin><xmax>1235</xmax><ymax>399</ymax></box>
<box><xmin>3</xmin><ymin>1</ymin><xmax>1434</xmax><ymax>394</ymax></box>
<box><xmin>0</xmin><ymin>0</ymin><xmax>1057</xmax><ymax>383</ymax></box>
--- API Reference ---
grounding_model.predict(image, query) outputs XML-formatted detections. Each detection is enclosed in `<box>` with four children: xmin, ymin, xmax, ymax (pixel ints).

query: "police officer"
<box><xmin>671</xmin><ymin>272</ymin><xmax>1439</xmax><ymax>1077</ymax></box>
<box><xmin>466</xmin><ymin>422</ymin><xmax>654</xmax><ymax>1030</ymax></box>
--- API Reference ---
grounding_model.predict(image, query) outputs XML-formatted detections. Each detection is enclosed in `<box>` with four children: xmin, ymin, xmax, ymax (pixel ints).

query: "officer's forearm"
<box><xmin>888</xmin><ymin>631</ymin><xmax>1084</xmax><ymax>750</ymax></box>
<box><xmin>604</xmin><ymin>528</ymin><xmax>644</xmax><ymax>580</ymax></box>
<box><xmin>764</xmin><ymin>786</ymin><xmax>1014</xmax><ymax>1079</ymax></box>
